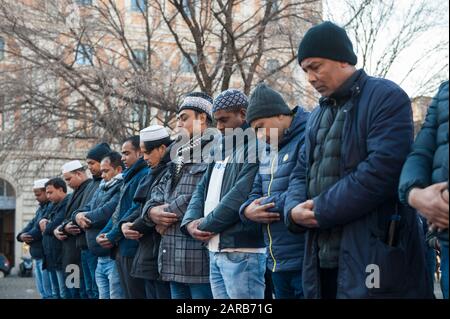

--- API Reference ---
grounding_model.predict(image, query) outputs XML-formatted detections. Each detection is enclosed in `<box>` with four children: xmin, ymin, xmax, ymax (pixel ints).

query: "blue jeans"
<box><xmin>271</xmin><ymin>270</ymin><xmax>304</xmax><ymax>299</ymax></box>
<box><xmin>209</xmin><ymin>251</ymin><xmax>266</xmax><ymax>299</ymax></box>
<box><xmin>48</xmin><ymin>269</ymin><xmax>69</xmax><ymax>299</ymax></box>
<box><xmin>81</xmin><ymin>249</ymin><xmax>99</xmax><ymax>299</ymax></box>
<box><xmin>440</xmin><ymin>240</ymin><xmax>449</xmax><ymax>299</ymax></box>
<box><xmin>34</xmin><ymin>259</ymin><xmax>52</xmax><ymax>299</ymax></box>
<box><xmin>95</xmin><ymin>256</ymin><xmax>124</xmax><ymax>299</ymax></box>
<box><xmin>170</xmin><ymin>282</ymin><xmax>213</xmax><ymax>299</ymax></box>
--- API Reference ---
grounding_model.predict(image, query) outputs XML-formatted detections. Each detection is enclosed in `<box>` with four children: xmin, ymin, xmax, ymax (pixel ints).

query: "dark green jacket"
<box><xmin>399</xmin><ymin>80</ymin><xmax>449</xmax><ymax>243</ymax></box>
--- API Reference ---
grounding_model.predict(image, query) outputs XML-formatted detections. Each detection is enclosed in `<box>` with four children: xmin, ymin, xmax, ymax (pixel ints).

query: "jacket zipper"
<box><xmin>267</xmin><ymin>157</ymin><xmax>277</xmax><ymax>272</ymax></box>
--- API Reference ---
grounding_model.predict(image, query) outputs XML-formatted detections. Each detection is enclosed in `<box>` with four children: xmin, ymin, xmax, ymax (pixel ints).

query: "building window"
<box><xmin>181</xmin><ymin>53</ymin><xmax>197</xmax><ymax>73</ymax></box>
<box><xmin>0</xmin><ymin>37</ymin><xmax>5</xmax><ymax>61</ymax></box>
<box><xmin>263</xmin><ymin>0</ymin><xmax>279</xmax><ymax>11</ymax></box>
<box><xmin>131</xmin><ymin>0</ymin><xmax>147</xmax><ymax>12</ymax></box>
<box><xmin>75</xmin><ymin>44</ymin><xmax>93</xmax><ymax>65</ymax></box>
<box><xmin>266</xmin><ymin>58</ymin><xmax>280</xmax><ymax>72</ymax></box>
<box><xmin>182</xmin><ymin>0</ymin><xmax>199</xmax><ymax>18</ymax></box>
<box><xmin>0</xmin><ymin>179</ymin><xmax>15</xmax><ymax>197</ymax></box>
<box><xmin>75</xmin><ymin>0</ymin><xmax>92</xmax><ymax>5</ymax></box>
<box><xmin>0</xmin><ymin>95</ymin><xmax>3</xmax><ymax>131</ymax></box>
<box><xmin>132</xmin><ymin>49</ymin><xmax>147</xmax><ymax>68</ymax></box>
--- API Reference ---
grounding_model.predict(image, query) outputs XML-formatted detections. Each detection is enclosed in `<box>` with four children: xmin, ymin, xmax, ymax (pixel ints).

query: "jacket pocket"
<box><xmin>225</xmin><ymin>252</ymin><xmax>249</xmax><ymax>264</ymax></box>
<box><xmin>367</xmin><ymin>236</ymin><xmax>407</xmax><ymax>296</ymax></box>
<box><xmin>189</xmin><ymin>163</ymin><xmax>208</xmax><ymax>175</ymax></box>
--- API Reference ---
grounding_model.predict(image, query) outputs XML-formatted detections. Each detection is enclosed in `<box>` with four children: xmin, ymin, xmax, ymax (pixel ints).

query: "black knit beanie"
<box><xmin>87</xmin><ymin>142</ymin><xmax>111</xmax><ymax>162</ymax></box>
<box><xmin>246</xmin><ymin>83</ymin><xmax>292</xmax><ymax>125</ymax></box>
<box><xmin>297</xmin><ymin>21</ymin><xmax>357</xmax><ymax>66</ymax></box>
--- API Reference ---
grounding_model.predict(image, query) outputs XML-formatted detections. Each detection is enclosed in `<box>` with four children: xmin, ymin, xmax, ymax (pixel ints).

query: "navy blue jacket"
<box><xmin>102</xmin><ymin>158</ymin><xmax>148</xmax><ymax>258</ymax></box>
<box><xmin>17</xmin><ymin>202</ymin><xmax>52</xmax><ymax>259</ymax></box>
<box><xmin>74</xmin><ymin>175</ymin><xmax>123</xmax><ymax>257</ymax></box>
<box><xmin>285</xmin><ymin>70</ymin><xmax>432</xmax><ymax>298</ymax></box>
<box><xmin>240</xmin><ymin>107</ymin><xmax>309</xmax><ymax>273</ymax></box>
<box><xmin>42</xmin><ymin>195</ymin><xmax>70</xmax><ymax>271</ymax></box>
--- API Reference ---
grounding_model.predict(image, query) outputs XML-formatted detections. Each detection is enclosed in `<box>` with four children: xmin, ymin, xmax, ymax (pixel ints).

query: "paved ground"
<box><xmin>0</xmin><ymin>274</ymin><xmax>40</xmax><ymax>299</ymax></box>
<box><xmin>0</xmin><ymin>273</ymin><xmax>445</xmax><ymax>299</ymax></box>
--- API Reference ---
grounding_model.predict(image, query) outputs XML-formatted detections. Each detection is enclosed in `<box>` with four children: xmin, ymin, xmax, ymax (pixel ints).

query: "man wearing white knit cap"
<box><xmin>54</xmin><ymin>159</ymin><xmax>96</xmax><ymax>299</ymax></box>
<box><xmin>119</xmin><ymin>125</ymin><xmax>173</xmax><ymax>299</ymax></box>
<box><xmin>17</xmin><ymin>178</ymin><xmax>52</xmax><ymax>298</ymax></box>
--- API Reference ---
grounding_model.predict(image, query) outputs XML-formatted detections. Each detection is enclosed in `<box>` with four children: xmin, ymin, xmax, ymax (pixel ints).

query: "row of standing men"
<box><xmin>17</xmin><ymin>21</ymin><xmax>448</xmax><ymax>299</ymax></box>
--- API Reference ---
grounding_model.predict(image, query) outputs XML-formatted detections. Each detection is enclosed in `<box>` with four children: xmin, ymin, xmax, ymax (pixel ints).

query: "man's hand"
<box><xmin>155</xmin><ymin>225</ymin><xmax>168</xmax><ymax>236</ymax></box>
<box><xmin>121</xmin><ymin>222</ymin><xmax>143</xmax><ymax>240</ymax></box>
<box><xmin>290</xmin><ymin>200</ymin><xmax>319</xmax><ymax>228</ymax></box>
<box><xmin>64</xmin><ymin>222</ymin><xmax>81</xmax><ymax>235</ymax></box>
<box><xmin>75</xmin><ymin>212</ymin><xmax>92</xmax><ymax>230</ymax></box>
<box><xmin>186</xmin><ymin>219</ymin><xmax>215</xmax><ymax>242</ymax></box>
<box><xmin>39</xmin><ymin>219</ymin><xmax>49</xmax><ymax>232</ymax></box>
<box><xmin>149</xmin><ymin>204</ymin><xmax>179</xmax><ymax>227</ymax></box>
<box><xmin>244</xmin><ymin>197</ymin><xmax>280</xmax><ymax>224</ymax></box>
<box><xmin>409</xmin><ymin>182</ymin><xmax>449</xmax><ymax>230</ymax></box>
<box><xmin>96</xmin><ymin>233</ymin><xmax>114</xmax><ymax>249</ymax></box>
<box><xmin>54</xmin><ymin>227</ymin><xmax>68</xmax><ymax>241</ymax></box>
<box><xmin>20</xmin><ymin>233</ymin><xmax>34</xmax><ymax>244</ymax></box>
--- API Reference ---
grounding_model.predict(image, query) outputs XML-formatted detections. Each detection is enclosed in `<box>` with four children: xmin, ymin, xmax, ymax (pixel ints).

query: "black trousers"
<box><xmin>264</xmin><ymin>269</ymin><xmax>274</xmax><ymax>299</ymax></box>
<box><xmin>115</xmin><ymin>253</ymin><xmax>146</xmax><ymax>299</ymax></box>
<box><xmin>144</xmin><ymin>279</ymin><xmax>171</xmax><ymax>299</ymax></box>
<box><xmin>320</xmin><ymin>268</ymin><xmax>338</xmax><ymax>299</ymax></box>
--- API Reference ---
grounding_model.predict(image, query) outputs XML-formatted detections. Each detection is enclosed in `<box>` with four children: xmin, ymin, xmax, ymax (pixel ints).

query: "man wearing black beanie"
<box><xmin>86</xmin><ymin>142</ymin><xmax>112</xmax><ymax>181</ymax></box>
<box><xmin>285</xmin><ymin>21</ymin><xmax>432</xmax><ymax>299</ymax></box>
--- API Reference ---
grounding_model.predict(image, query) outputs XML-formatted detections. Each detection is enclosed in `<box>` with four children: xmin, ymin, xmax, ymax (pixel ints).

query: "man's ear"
<box><xmin>199</xmin><ymin>112</ymin><xmax>208</xmax><ymax>125</ymax></box>
<box><xmin>240</xmin><ymin>108</ymin><xmax>247</xmax><ymax>120</ymax></box>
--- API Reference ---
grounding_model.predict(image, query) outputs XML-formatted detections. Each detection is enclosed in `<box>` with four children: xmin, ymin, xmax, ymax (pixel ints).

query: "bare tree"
<box><xmin>0</xmin><ymin>0</ymin><xmax>189</xmax><ymax>166</ymax></box>
<box><xmin>325</xmin><ymin>0</ymin><xmax>449</xmax><ymax>97</ymax></box>
<box><xmin>154</xmin><ymin>0</ymin><xmax>321</xmax><ymax>96</ymax></box>
<box><xmin>0</xmin><ymin>0</ymin><xmax>321</xmax><ymax>170</ymax></box>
